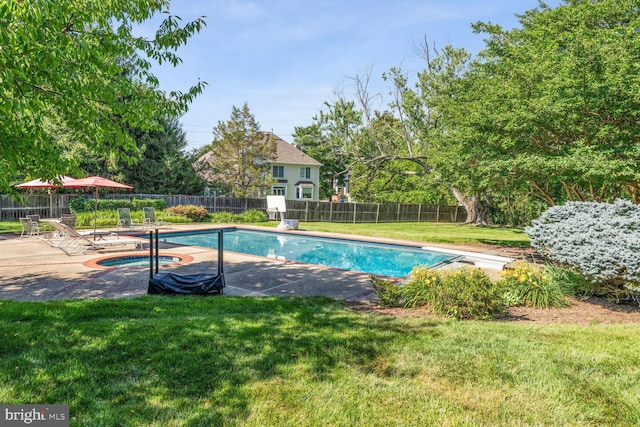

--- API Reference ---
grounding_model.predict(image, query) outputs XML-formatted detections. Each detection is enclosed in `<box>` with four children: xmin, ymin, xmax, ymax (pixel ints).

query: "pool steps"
<box><xmin>421</xmin><ymin>246</ymin><xmax>513</xmax><ymax>271</ymax></box>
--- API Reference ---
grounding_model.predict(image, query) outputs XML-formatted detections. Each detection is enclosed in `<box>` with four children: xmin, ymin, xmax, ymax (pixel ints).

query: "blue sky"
<box><xmin>147</xmin><ymin>0</ymin><xmax>561</xmax><ymax>150</ymax></box>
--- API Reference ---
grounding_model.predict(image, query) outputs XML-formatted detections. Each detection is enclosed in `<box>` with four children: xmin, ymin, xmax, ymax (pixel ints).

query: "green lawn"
<box><xmin>0</xmin><ymin>297</ymin><xmax>638</xmax><ymax>426</ymax></box>
<box><xmin>297</xmin><ymin>221</ymin><xmax>529</xmax><ymax>247</ymax></box>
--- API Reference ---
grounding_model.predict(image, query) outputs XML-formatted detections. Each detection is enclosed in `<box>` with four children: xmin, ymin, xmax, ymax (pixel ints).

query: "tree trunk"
<box><xmin>451</xmin><ymin>188</ymin><xmax>489</xmax><ymax>225</ymax></box>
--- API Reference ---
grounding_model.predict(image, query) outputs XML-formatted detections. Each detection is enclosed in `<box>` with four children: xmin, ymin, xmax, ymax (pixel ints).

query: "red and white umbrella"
<box><xmin>64</xmin><ymin>176</ymin><xmax>134</xmax><ymax>237</ymax></box>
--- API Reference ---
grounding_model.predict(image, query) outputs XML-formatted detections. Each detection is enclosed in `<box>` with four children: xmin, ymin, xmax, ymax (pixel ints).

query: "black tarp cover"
<box><xmin>148</xmin><ymin>272</ymin><xmax>225</xmax><ymax>295</ymax></box>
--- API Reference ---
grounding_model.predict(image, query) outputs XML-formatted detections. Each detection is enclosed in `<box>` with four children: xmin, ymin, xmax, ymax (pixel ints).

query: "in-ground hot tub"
<box><xmin>84</xmin><ymin>253</ymin><xmax>194</xmax><ymax>269</ymax></box>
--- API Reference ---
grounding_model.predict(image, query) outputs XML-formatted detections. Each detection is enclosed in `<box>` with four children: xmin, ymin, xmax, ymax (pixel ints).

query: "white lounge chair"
<box><xmin>266</xmin><ymin>195</ymin><xmax>299</xmax><ymax>230</ymax></box>
<box><xmin>45</xmin><ymin>220</ymin><xmax>143</xmax><ymax>255</ymax></box>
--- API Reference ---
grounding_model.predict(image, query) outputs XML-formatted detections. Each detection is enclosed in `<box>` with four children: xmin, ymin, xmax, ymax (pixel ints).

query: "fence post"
<box><xmin>454</xmin><ymin>206</ymin><xmax>459</xmax><ymax>222</ymax></box>
<box><xmin>436</xmin><ymin>205</ymin><xmax>440</xmax><ymax>223</ymax></box>
<box><xmin>397</xmin><ymin>203</ymin><xmax>401</xmax><ymax>222</ymax></box>
<box><xmin>418</xmin><ymin>203</ymin><xmax>422</xmax><ymax>222</ymax></box>
<box><xmin>353</xmin><ymin>202</ymin><xmax>357</xmax><ymax>224</ymax></box>
<box><xmin>329</xmin><ymin>201</ymin><xmax>333</xmax><ymax>222</ymax></box>
<box><xmin>376</xmin><ymin>203</ymin><xmax>380</xmax><ymax>223</ymax></box>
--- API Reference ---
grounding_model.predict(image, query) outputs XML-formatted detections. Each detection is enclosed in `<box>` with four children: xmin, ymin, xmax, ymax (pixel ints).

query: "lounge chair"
<box><xmin>266</xmin><ymin>195</ymin><xmax>299</xmax><ymax>230</ymax></box>
<box><xmin>45</xmin><ymin>220</ymin><xmax>143</xmax><ymax>255</ymax></box>
<box><xmin>143</xmin><ymin>207</ymin><xmax>171</xmax><ymax>229</ymax></box>
<box><xmin>117</xmin><ymin>208</ymin><xmax>145</xmax><ymax>231</ymax></box>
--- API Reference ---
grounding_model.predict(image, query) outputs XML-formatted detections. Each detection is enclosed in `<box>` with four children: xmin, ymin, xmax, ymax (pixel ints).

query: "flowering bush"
<box><xmin>525</xmin><ymin>199</ymin><xmax>640</xmax><ymax>301</ymax></box>
<box><xmin>403</xmin><ymin>267</ymin><xmax>504</xmax><ymax>320</ymax></box>
<box><xmin>499</xmin><ymin>262</ymin><xmax>569</xmax><ymax>308</ymax></box>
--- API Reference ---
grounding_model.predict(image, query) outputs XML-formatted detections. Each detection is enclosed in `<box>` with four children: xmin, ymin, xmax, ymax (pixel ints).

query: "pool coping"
<box><xmin>83</xmin><ymin>252</ymin><xmax>195</xmax><ymax>269</ymax></box>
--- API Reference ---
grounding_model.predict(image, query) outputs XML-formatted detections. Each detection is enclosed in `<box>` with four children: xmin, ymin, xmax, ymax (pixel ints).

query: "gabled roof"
<box><xmin>194</xmin><ymin>132</ymin><xmax>321</xmax><ymax>182</ymax></box>
<box><xmin>266</xmin><ymin>132</ymin><xmax>322</xmax><ymax>166</ymax></box>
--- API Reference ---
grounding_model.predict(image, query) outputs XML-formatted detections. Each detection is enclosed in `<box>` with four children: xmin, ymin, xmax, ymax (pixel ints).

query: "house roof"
<box><xmin>196</xmin><ymin>132</ymin><xmax>322</xmax><ymax>171</ymax></box>
<box><xmin>267</xmin><ymin>132</ymin><xmax>322</xmax><ymax>166</ymax></box>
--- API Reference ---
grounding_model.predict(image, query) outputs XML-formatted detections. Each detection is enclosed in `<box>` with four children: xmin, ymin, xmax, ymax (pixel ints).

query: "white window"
<box><xmin>296</xmin><ymin>186</ymin><xmax>313</xmax><ymax>199</ymax></box>
<box><xmin>271</xmin><ymin>186</ymin><xmax>286</xmax><ymax>196</ymax></box>
<box><xmin>299</xmin><ymin>167</ymin><xmax>311</xmax><ymax>179</ymax></box>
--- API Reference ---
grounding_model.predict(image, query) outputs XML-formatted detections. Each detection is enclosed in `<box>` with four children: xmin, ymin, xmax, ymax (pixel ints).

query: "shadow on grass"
<box><xmin>0</xmin><ymin>294</ymin><xmax>439</xmax><ymax>425</ymax></box>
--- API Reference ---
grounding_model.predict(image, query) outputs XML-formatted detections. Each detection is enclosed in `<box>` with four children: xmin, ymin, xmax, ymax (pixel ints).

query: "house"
<box><xmin>196</xmin><ymin>132</ymin><xmax>322</xmax><ymax>201</ymax></box>
<box><xmin>268</xmin><ymin>133</ymin><xmax>322</xmax><ymax>201</ymax></box>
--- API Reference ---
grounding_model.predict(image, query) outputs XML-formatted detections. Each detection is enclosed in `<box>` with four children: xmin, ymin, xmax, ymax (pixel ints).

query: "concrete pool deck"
<box><xmin>0</xmin><ymin>224</ymin><xmax>516</xmax><ymax>302</ymax></box>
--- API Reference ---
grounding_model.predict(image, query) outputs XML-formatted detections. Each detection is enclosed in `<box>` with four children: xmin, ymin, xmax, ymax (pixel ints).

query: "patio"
<box><xmin>0</xmin><ymin>225</ymin><xmax>378</xmax><ymax>301</ymax></box>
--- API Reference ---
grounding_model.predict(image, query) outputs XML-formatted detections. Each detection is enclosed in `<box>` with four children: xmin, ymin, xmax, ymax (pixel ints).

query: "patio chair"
<box><xmin>19</xmin><ymin>217</ymin><xmax>40</xmax><ymax>238</ymax></box>
<box><xmin>266</xmin><ymin>195</ymin><xmax>299</xmax><ymax>230</ymax></box>
<box><xmin>143</xmin><ymin>207</ymin><xmax>171</xmax><ymax>229</ymax></box>
<box><xmin>117</xmin><ymin>208</ymin><xmax>145</xmax><ymax>231</ymax></box>
<box><xmin>46</xmin><ymin>220</ymin><xmax>143</xmax><ymax>255</ymax></box>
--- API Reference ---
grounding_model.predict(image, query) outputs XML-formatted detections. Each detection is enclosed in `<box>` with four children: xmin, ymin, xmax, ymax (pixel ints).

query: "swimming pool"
<box><xmin>159</xmin><ymin>229</ymin><xmax>459</xmax><ymax>278</ymax></box>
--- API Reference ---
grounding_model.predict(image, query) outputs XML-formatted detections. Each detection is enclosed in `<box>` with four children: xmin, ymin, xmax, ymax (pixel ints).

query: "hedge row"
<box><xmin>69</xmin><ymin>198</ymin><xmax>166</xmax><ymax>213</ymax></box>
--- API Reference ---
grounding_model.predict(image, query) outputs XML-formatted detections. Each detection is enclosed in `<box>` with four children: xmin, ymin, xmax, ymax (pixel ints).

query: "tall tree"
<box><xmin>1</xmin><ymin>0</ymin><xmax>206</xmax><ymax>193</ymax></box>
<box><xmin>465</xmin><ymin>0</ymin><xmax>640</xmax><ymax>205</ymax></box>
<box><xmin>293</xmin><ymin>99</ymin><xmax>361</xmax><ymax>199</ymax></box>
<box><xmin>201</xmin><ymin>103</ymin><xmax>276</xmax><ymax>197</ymax></box>
<box><xmin>123</xmin><ymin>118</ymin><xmax>205</xmax><ymax>194</ymax></box>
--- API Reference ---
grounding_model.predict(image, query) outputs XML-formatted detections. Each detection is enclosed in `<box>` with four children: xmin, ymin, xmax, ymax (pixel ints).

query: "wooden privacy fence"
<box><xmin>1</xmin><ymin>194</ymin><xmax>466</xmax><ymax>223</ymax></box>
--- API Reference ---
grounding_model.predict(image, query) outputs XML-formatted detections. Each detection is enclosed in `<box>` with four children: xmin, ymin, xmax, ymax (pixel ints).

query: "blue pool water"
<box><xmin>159</xmin><ymin>229</ymin><xmax>457</xmax><ymax>278</ymax></box>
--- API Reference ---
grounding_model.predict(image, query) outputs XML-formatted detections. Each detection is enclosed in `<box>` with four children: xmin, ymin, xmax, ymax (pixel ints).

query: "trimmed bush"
<box><xmin>403</xmin><ymin>267</ymin><xmax>504</xmax><ymax>320</ymax></box>
<box><xmin>525</xmin><ymin>199</ymin><xmax>640</xmax><ymax>299</ymax></box>
<box><xmin>68</xmin><ymin>197</ymin><xmax>95</xmax><ymax>213</ymax></box>
<box><xmin>132</xmin><ymin>198</ymin><xmax>166</xmax><ymax>211</ymax></box>
<box><xmin>166</xmin><ymin>204</ymin><xmax>209</xmax><ymax>222</ymax></box>
<box><xmin>499</xmin><ymin>262</ymin><xmax>569</xmax><ymax>308</ymax></box>
<box><xmin>69</xmin><ymin>197</ymin><xmax>166</xmax><ymax>213</ymax></box>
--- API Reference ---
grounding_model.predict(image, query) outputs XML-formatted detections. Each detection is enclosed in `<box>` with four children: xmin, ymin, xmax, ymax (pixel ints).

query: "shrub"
<box><xmin>370</xmin><ymin>276</ymin><xmax>404</xmax><ymax>308</ymax></box>
<box><xmin>210</xmin><ymin>211</ymin><xmax>235</xmax><ymax>223</ymax></box>
<box><xmin>525</xmin><ymin>199</ymin><xmax>640</xmax><ymax>301</ymax></box>
<box><xmin>132</xmin><ymin>198</ymin><xmax>166</xmax><ymax>211</ymax></box>
<box><xmin>68</xmin><ymin>197</ymin><xmax>94</xmax><ymax>213</ymax></box>
<box><xmin>236</xmin><ymin>209</ymin><xmax>268</xmax><ymax>223</ymax></box>
<box><xmin>96</xmin><ymin>199</ymin><xmax>134</xmax><ymax>211</ymax></box>
<box><xmin>166</xmin><ymin>204</ymin><xmax>209</xmax><ymax>222</ymax></box>
<box><xmin>543</xmin><ymin>264</ymin><xmax>593</xmax><ymax>297</ymax></box>
<box><xmin>403</xmin><ymin>267</ymin><xmax>504</xmax><ymax>320</ymax></box>
<box><xmin>499</xmin><ymin>262</ymin><xmax>569</xmax><ymax>308</ymax></box>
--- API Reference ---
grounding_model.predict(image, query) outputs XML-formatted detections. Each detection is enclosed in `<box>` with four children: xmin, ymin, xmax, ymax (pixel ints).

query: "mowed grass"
<box><xmin>297</xmin><ymin>221</ymin><xmax>529</xmax><ymax>247</ymax></box>
<box><xmin>1</xmin><ymin>297</ymin><xmax>639</xmax><ymax>426</ymax></box>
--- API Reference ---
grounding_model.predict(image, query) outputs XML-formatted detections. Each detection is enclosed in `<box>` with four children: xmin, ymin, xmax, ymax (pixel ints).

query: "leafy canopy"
<box><xmin>1</xmin><ymin>0</ymin><xmax>206</xmax><ymax>193</ymax></box>
<box><xmin>467</xmin><ymin>0</ymin><xmax>640</xmax><ymax>204</ymax></box>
